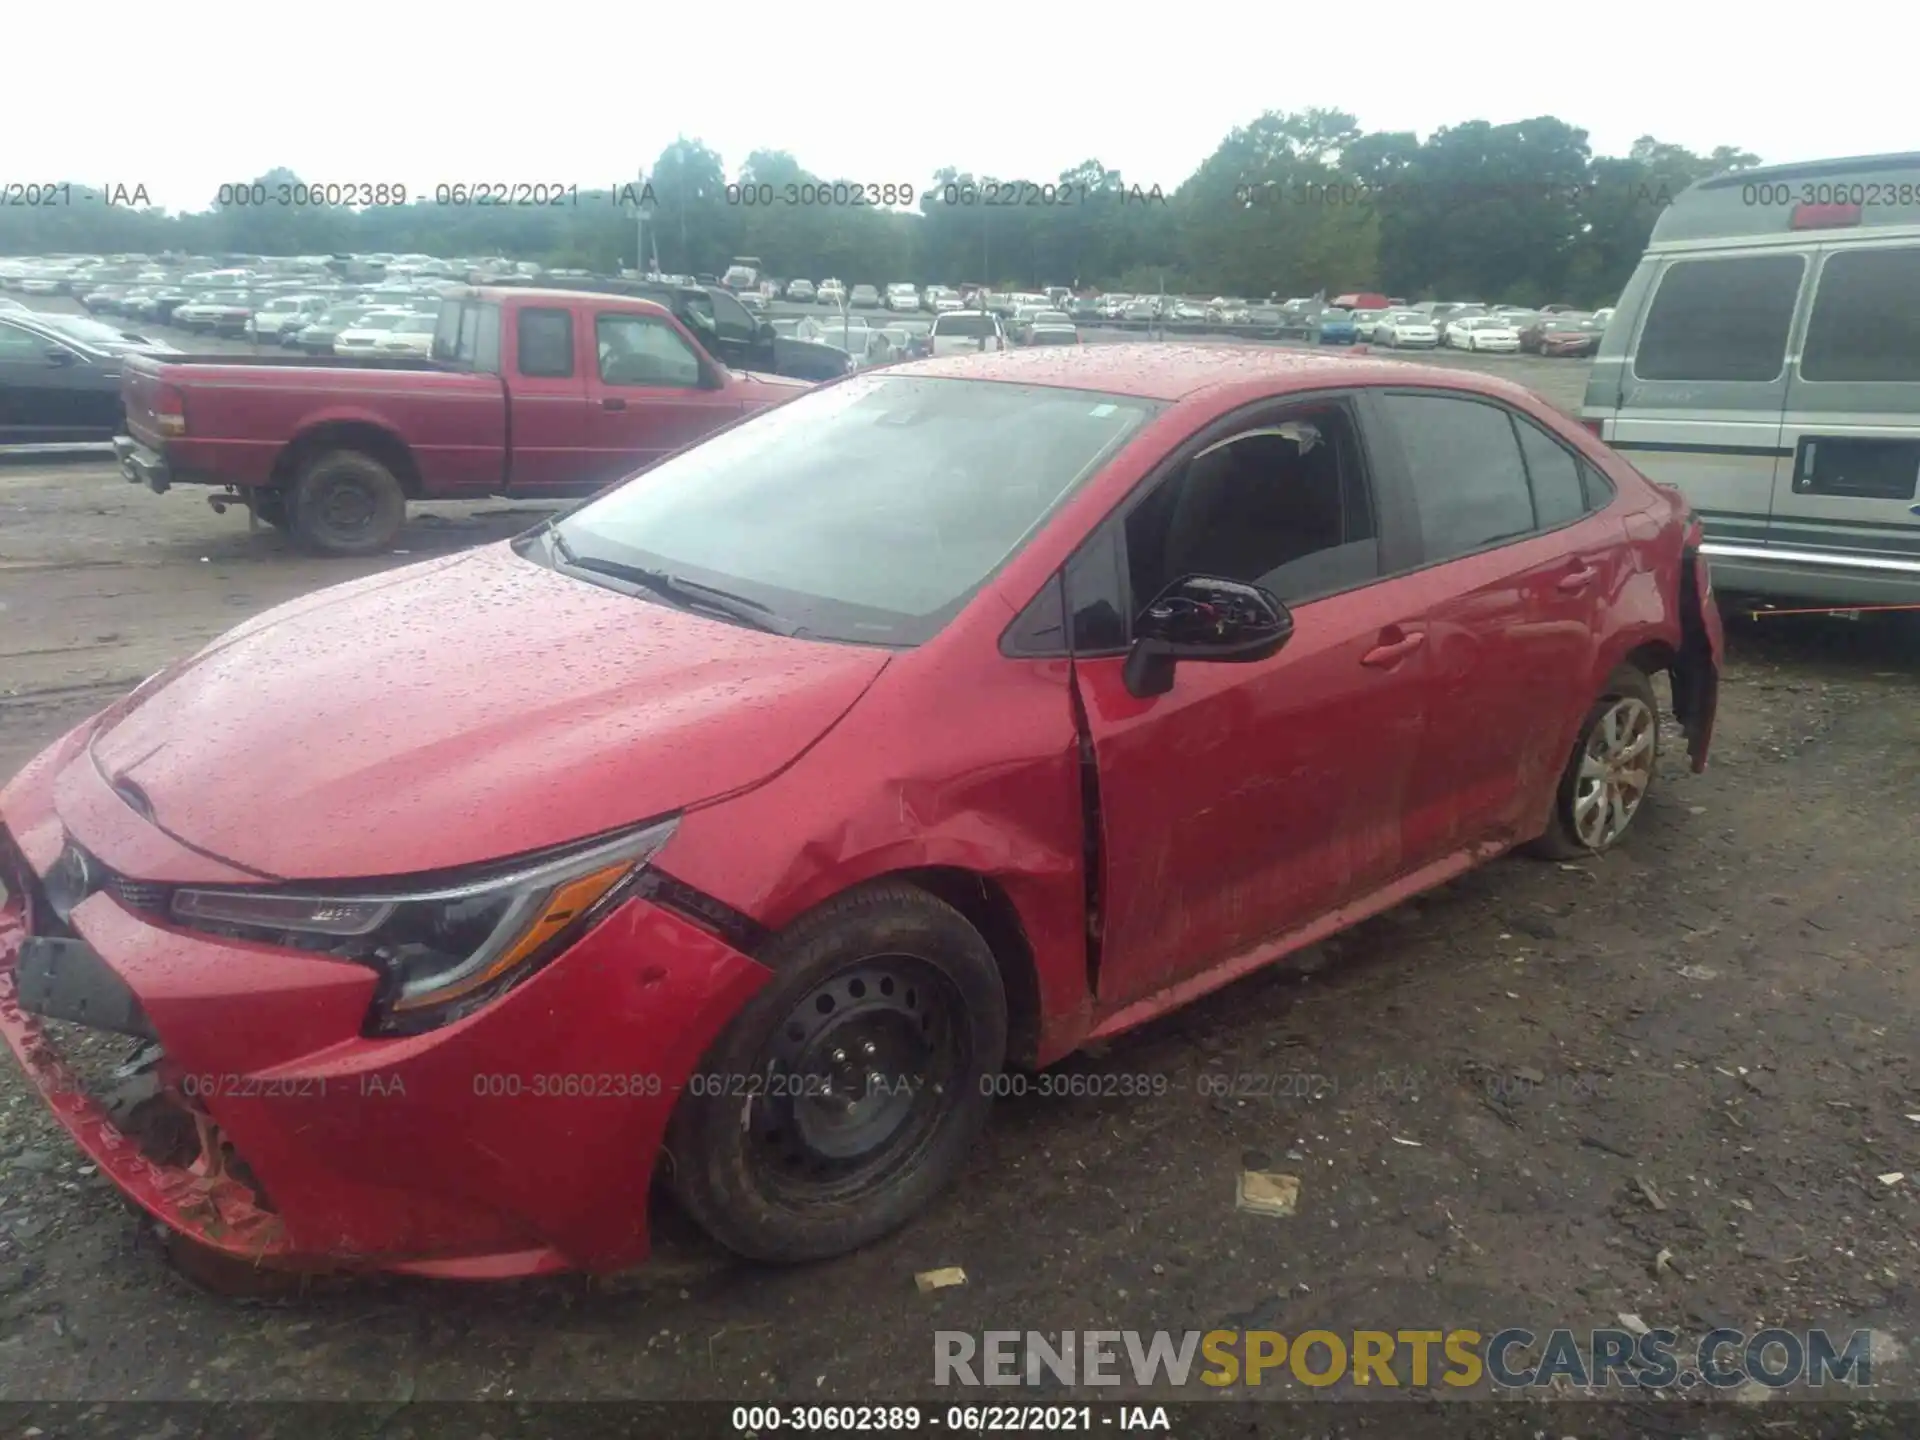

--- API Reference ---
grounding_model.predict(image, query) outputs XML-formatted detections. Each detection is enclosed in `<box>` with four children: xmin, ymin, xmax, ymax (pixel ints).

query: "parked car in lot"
<box><xmin>786</xmin><ymin>279</ymin><xmax>816</xmax><ymax>302</ymax></box>
<box><xmin>1315</xmin><ymin>308</ymin><xmax>1359</xmax><ymax>345</ymax></box>
<box><xmin>1375</xmin><ymin>313</ymin><xmax>1440</xmax><ymax>348</ymax></box>
<box><xmin>849</xmin><ymin>284</ymin><xmax>882</xmax><ymax>310</ymax></box>
<box><xmin>110</xmin><ymin>287</ymin><xmax>811</xmax><ymax>554</ymax></box>
<box><xmin>928</xmin><ymin>310</ymin><xmax>1007</xmax><ymax>356</ymax></box>
<box><xmin>247</xmin><ymin>295</ymin><xmax>329</xmax><ymax>342</ymax></box>
<box><xmin>885</xmin><ymin>284</ymin><xmax>921</xmax><ymax>312</ymax></box>
<box><xmin>1581</xmin><ymin>149</ymin><xmax>1920</xmax><ymax>609</ymax></box>
<box><xmin>0</xmin><ymin>311</ymin><xmax>133</xmax><ymax>443</ymax></box>
<box><xmin>0</xmin><ymin>345</ymin><xmax>1722</xmax><ymax>1279</ymax></box>
<box><xmin>172</xmin><ymin>290</ymin><xmax>258</xmax><ymax>336</ymax></box>
<box><xmin>1022</xmin><ymin>311</ymin><xmax>1079</xmax><ymax>346</ymax></box>
<box><xmin>881</xmin><ymin>320</ymin><xmax>934</xmax><ymax>360</ymax></box>
<box><xmin>377</xmin><ymin>312</ymin><xmax>441</xmax><ymax>357</ymax></box>
<box><xmin>816</xmin><ymin>280</ymin><xmax>846</xmax><ymax>307</ymax></box>
<box><xmin>1523</xmin><ymin>314</ymin><xmax>1600</xmax><ymax>356</ymax></box>
<box><xmin>1448</xmin><ymin>316</ymin><xmax>1522</xmax><ymax>352</ymax></box>
<box><xmin>333</xmin><ymin>309</ymin><xmax>422</xmax><ymax>356</ymax></box>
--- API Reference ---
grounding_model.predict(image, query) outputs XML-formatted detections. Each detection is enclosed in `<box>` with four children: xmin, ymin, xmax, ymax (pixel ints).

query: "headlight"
<box><xmin>169</xmin><ymin>818</ymin><xmax>678</xmax><ymax>1034</ymax></box>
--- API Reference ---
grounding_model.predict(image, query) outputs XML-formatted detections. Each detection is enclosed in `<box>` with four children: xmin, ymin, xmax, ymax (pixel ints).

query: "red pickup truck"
<box><xmin>115</xmin><ymin>287</ymin><xmax>812</xmax><ymax>555</ymax></box>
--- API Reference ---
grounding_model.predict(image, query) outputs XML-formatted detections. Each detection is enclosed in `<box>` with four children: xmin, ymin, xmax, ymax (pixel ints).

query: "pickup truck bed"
<box><xmin>118</xmin><ymin>287</ymin><xmax>811</xmax><ymax>556</ymax></box>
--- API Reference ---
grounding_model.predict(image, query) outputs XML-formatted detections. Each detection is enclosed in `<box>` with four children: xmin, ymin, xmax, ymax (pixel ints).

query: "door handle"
<box><xmin>1360</xmin><ymin>630</ymin><xmax>1426</xmax><ymax>668</ymax></box>
<box><xmin>1557</xmin><ymin>563</ymin><xmax>1597</xmax><ymax>593</ymax></box>
<box><xmin>601</xmin><ymin>397</ymin><xmax>627</xmax><ymax>411</ymax></box>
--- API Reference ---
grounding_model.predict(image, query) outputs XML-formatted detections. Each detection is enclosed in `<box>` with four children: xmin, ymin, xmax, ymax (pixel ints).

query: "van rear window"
<box><xmin>1802</xmin><ymin>245</ymin><xmax>1920</xmax><ymax>383</ymax></box>
<box><xmin>1634</xmin><ymin>255</ymin><xmax>1804</xmax><ymax>383</ymax></box>
<box><xmin>937</xmin><ymin>315</ymin><xmax>998</xmax><ymax>338</ymax></box>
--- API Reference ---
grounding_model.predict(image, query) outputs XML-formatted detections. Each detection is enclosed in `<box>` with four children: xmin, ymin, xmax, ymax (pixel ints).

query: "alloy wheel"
<box><xmin>1573</xmin><ymin>696</ymin><xmax>1656</xmax><ymax>848</ymax></box>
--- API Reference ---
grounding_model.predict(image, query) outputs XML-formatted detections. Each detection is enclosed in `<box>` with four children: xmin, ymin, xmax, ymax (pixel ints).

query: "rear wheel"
<box><xmin>666</xmin><ymin>883</ymin><xmax>1007</xmax><ymax>1263</ymax></box>
<box><xmin>288</xmin><ymin>450</ymin><xmax>406</xmax><ymax>557</ymax></box>
<box><xmin>1526</xmin><ymin>665</ymin><xmax>1660</xmax><ymax>859</ymax></box>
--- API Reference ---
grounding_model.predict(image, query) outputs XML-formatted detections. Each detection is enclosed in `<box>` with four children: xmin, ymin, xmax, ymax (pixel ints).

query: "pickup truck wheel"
<box><xmin>289</xmin><ymin>451</ymin><xmax>405</xmax><ymax>557</ymax></box>
<box><xmin>665</xmin><ymin>883</ymin><xmax>1006</xmax><ymax>1263</ymax></box>
<box><xmin>1525</xmin><ymin>665</ymin><xmax>1660</xmax><ymax>859</ymax></box>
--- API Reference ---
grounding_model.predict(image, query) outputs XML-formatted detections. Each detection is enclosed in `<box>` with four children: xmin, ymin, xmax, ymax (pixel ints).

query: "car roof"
<box><xmin>902</xmin><ymin>342</ymin><xmax>1548</xmax><ymax>405</ymax></box>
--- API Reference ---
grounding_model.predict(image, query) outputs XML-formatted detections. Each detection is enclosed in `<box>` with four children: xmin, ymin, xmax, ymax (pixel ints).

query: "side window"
<box><xmin>1378</xmin><ymin>393</ymin><xmax>1535</xmax><ymax>561</ymax></box>
<box><xmin>0</xmin><ymin>322</ymin><xmax>45</xmax><ymax>359</ymax></box>
<box><xmin>1633</xmin><ymin>254</ymin><xmax>1804</xmax><ymax>382</ymax></box>
<box><xmin>707</xmin><ymin>289</ymin><xmax>756</xmax><ymax>342</ymax></box>
<box><xmin>1579</xmin><ymin>461</ymin><xmax>1616</xmax><ymax>511</ymax></box>
<box><xmin>1121</xmin><ymin>403</ymin><xmax>1379</xmax><ymax>611</ymax></box>
<box><xmin>1802</xmin><ymin>245</ymin><xmax>1920</xmax><ymax>383</ymax></box>
<box><xmin>1065</xmin><ymin>530</ymin><xmax>1129</xmax><ymax>652</ymax></box>
<box><xmin>517</xmin><ymin>308</ymin><xmax>574</xmax><ymax>378</ymax></box>
<box><xmin>1513</xmin><ymin>417</ymin><xmax>1588</xmax><ymax>529</ymax></box>
<box><xmin>596</xmin><ymin>315</ymin><xmax>704</xmax><ymax>387</ymax></box>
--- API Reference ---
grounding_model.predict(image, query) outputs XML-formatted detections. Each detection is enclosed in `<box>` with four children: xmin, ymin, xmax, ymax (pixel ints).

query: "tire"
<box><xmin>666</xmin><ymin>881</ymin><xmax>1008</xmax><ymax>1263</ymax></box>
<box><xmin>287</xmin><ymin>449</ymin><xmax>406</xmax><ymax>557</ymax></box>
<box><xmin>1526</xmin><ymin>664</ymin><xmax>1660</xmax><ymax>859</ymax></box>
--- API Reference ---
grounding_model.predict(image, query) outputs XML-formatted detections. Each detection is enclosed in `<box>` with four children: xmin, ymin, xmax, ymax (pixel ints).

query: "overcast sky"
<box><xmin>15</xmin><ymin>0</ymin><xmax>1910</xmax><ymax>214</ymax></box>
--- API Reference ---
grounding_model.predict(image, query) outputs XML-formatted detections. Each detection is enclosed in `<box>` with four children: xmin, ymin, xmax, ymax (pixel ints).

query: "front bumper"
<box><xmin>114</xmin><ymin>435</ymin><xmax>170</xmax><ymax>494</ymax></box>
<box><xmin>0</xmin><ymin>744</ymin><xmax>772</xmax><ymax>1278</ymax></box>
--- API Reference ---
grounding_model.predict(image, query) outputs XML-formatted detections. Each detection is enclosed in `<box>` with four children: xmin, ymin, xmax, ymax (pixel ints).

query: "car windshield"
<box><xmin>551</xmin><ymin>376</ymin><xmax>1160</xmax><ymax>645</ymax></box>
<box><xmin>357</xmin><ymin>313</ymin><xmax>406</xmax><ymax>330</ymax></box>
<box><xmin>1322</xmin><ymin>309</ymin><xmax>1351</xmax><ymax>320</ymax></box>
<box><xmin>1034</xmin><ymin>312</ymin><xmax>1072</xmax><ymax>325</ymax></box>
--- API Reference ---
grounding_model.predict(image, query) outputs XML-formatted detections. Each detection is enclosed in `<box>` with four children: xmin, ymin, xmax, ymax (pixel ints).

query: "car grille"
<box><xmin>7</xmin><ymin>831</ymin><xmax>174</xmax><ymax>932</ymax></box>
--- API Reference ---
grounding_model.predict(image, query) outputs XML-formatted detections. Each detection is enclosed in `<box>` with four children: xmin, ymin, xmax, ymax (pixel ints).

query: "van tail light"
<box><xmin>1579</xmin><ymin>418</ymin><xmax>1604</xmax><ymax>438</ymax></box>
<box><xmin>154</xmin><ymin>383</ymin><xmax>187</xmax><ymax>437</ymax></box>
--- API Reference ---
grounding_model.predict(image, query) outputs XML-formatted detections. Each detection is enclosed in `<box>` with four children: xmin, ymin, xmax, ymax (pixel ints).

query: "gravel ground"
<box><xmin>0</xmin><ymin>368</ymin><xmax>1915</xmax><ymax>1424</ymax></box>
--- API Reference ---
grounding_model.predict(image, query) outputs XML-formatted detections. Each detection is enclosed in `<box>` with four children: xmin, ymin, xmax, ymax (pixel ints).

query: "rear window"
<box><xmin>1801</xmin><ymin>245</ymin><xmax>1920</xmax><ymax>383</ymax></box>
<box><xmin>1634</xmin><ymin>254</ymin><xmax>1804</xmax><ymax>383</ymax></box>
<box><xmin>517</xmin><ymin>307</ymin><xmax>574</xmax><ymax>377</ymax></box>
<box><xmin>935</xmin><ymin>314</ymin><xmax>998</xmax><ymax>337</ymax></box>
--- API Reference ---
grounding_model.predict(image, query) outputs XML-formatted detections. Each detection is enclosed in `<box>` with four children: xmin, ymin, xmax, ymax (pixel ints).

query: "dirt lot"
<box><xmin>1</xmin><ymin>354</ymin><xmax>1916</xmax><ymax>1422</ymax></box>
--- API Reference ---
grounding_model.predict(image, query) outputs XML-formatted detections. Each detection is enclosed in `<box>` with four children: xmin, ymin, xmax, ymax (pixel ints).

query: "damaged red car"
<box><xmin>0</xmin><ymin>346</ymin><xmax>1722</xmax><ymax>1279</ymax></box>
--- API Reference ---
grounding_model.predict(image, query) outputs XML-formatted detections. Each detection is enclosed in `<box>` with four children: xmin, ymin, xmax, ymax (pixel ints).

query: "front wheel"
<box><xmin>666</xmin><ymin>882</ymin><xmax>1008</xmax><ymax>1263</ymax></box>
<box><xmin>1526</xmin><ymin>665</ymin><xmax>1660</xmax><ymax>859</ymax></box>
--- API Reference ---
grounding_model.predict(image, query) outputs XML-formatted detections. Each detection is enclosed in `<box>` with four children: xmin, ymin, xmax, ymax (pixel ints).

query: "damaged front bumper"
<box><xmin>0</xmin><ymin>739</ymin><xmax>772</xmax><ymax>1279</ymax></box>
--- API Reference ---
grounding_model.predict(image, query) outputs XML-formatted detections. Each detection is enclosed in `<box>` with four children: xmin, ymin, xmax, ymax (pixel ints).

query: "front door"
<box><xmin>1069</xmin><ymin>396</ymin><xmax>1432</xmax><ymax>1011</ymax></box>
<box><xmin>585</xmin><ymin>311</ymin><xmax>742</xmax><ymax>487</ymax></box>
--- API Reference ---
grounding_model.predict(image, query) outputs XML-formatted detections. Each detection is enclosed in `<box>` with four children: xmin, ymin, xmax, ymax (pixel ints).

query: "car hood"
<box><xmin>81</xmin><ymin>544</ymin><xmax>890</xmax><ymax>880</ymax></box>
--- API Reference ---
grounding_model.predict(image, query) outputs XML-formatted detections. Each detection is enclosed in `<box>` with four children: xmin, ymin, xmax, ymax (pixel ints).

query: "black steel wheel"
<box><xmin>666</xmin><ymin>882</ymin><xmax>1007</xmax><ymax>1262</ymax></box>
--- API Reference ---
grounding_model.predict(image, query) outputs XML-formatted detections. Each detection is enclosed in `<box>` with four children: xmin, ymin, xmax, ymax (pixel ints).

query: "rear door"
<box><xmin>1602</xmin><ymin>247</ymin><xmax>1806</xmax><ymax>555</ymax></box>
<box><xmin>583</xmin><ymin>310</ymin><xmax>742</xmax><ymax>485</ymax></box>
<box><xmin>1369</xmin><ymin>390</ymin><xmax>1624</xmax><ymax>862</ymax></box>
<box><xmin>1769</xmin><ymin>239</ymin><xmax>1920</xmax><ymax>591</ymax></box>
<box><xmin>502</xmin><ymin>304</ymin><xmax>598</xmax><ymax>491</ymax></box>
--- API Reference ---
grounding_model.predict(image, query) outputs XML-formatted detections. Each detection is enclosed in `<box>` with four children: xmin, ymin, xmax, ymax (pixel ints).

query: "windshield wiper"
<box><xmin>558</xmin><ymin>550</ymin><xmax>798</xmax><ymax>636</ymax></box>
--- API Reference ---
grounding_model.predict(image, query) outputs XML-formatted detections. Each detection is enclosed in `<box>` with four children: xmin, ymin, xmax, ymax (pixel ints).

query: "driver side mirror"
<box><xmin>1121</xmin><ymin>575</ymin><xmax>1294</xmax><ymax>699</ymax></box>
<box><xmin>44</xmin><ymin>347</ymin><xmax>75</xmax><ymax>367</ymax></box>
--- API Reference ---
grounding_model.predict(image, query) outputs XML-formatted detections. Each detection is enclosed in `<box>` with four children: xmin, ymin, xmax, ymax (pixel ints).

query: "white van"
<box><xmin>1583</xmin><ymin>152</ymin><xmax>1920</xmax><ymax>607</ymax></box>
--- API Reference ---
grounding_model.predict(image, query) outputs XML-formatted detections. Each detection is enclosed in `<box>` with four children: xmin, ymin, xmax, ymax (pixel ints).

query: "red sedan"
<box><xmin>0</xmin><ymin>346</ymin><xmax>1722</xmax><ymax>1278</ymax></box>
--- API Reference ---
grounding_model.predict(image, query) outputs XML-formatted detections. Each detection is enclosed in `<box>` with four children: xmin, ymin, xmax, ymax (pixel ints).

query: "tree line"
<box><xmin>2</xmin><ymin>109</ymin><xmax>1758</xmax><ymax>307</ymax></box>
